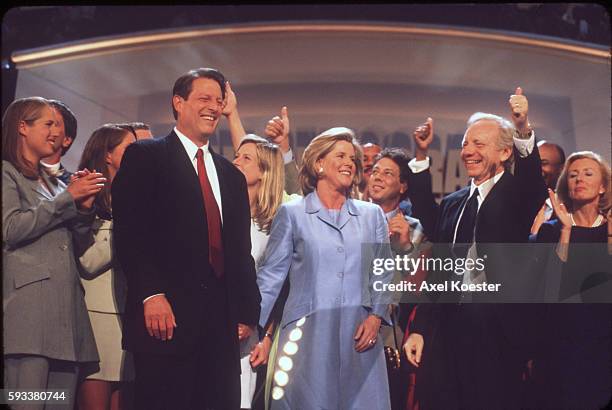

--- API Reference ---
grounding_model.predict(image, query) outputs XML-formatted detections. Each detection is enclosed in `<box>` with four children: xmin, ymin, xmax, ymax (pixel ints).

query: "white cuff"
<box><xmin>513</xmin><ymin>130</ymin><xmax>535</xmax><ymax>158</ymax></box>
<box><xmin>282</xmin><ymin>148</ymin><xmax>294</xmax><ymax>164</ymax></box>
<box><xmin>408</xmin><ymin>157</ymin><xmax>430</xmax><ymax>174</ymax></box>
<box><xmin>143</xmin><ymin>293</ymin><xmax>165</xmax><ymax>304</ymax></box>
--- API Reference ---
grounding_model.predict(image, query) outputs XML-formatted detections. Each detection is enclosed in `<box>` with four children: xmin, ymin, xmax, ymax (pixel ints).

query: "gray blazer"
<box><xmin>2</xmin><ymin>160</ymin><xmax>99</xmax><ymax>363</ymax></box>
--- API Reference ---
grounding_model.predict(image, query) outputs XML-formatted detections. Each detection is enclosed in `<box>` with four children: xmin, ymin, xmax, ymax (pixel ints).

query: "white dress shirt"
<box><xmin>174</xmin><ymin>127</ymin><xmax>223</xmax><ymax>224</ymax></box>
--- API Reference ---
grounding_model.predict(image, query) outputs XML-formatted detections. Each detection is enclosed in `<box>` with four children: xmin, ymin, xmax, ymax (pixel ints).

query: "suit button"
<box><xmin>335</xmin><ymin>297</ymin><xmax>341</xmax><ymax>304</ymax></box>
<box><xmin>337</xmin><ymin>272</ymin><xmax>344</xmax><ymax>278</ymax></box>
<box><xmin>337</xmin><ymin>247</ymin><xmax>344</xmax><ymax>253</ymax></box>
<box><xmin>59</xmin><ymin>244</ymin><xmax>68</xmax><ymax>251</ymax></box>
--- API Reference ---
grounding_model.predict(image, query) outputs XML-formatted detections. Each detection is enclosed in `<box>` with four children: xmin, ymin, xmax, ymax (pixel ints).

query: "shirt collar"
<box><xmin>385</xmin><ymin>207</ymin><xmax>401</xmax><ymax>220</ymax></box>
<box><xmin>40</xmin><ymin>160</ymin><xmax>62</xmax><ymax>176</ymax></box>
<box><xmin>174</xmin><ymin>126</ymin><xmax>210</xmax><ymax>160</ymax></box>
<box><xmin>469</xmin><ymin>171</ymin><xmax>504</xmax><ymax>201</ymax></box>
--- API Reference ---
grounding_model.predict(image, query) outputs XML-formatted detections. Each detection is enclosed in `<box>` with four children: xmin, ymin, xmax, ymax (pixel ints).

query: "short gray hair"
<box><xmin>467</xmin><ymin>112</ymin><xmax>516</xmax><ymax>170</ymax></box>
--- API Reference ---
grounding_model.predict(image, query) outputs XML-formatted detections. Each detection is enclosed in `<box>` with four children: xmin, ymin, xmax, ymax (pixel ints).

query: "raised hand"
<box><xmin>264</xmin><ymin>106</ymin><xmax>291</xmax><ymax>153</ymax></box>
<box><xmin>509</xmin><ymin>86</ymin><xmax>531</xmax><ymax>135</ymax></box>
<box><xmin>222</xmin><ymin>81</ymin><xmax>238</xmax><ymax>117</ymax></box>
<box><xmin>413</xmin><ymin>117</ymin><xmax>433</xmax><ymax>160</ymax></box>
<box><xmin>389</xmin><ymin>213</ymin><xmax>413</xmax><ymax>253</ymax></box>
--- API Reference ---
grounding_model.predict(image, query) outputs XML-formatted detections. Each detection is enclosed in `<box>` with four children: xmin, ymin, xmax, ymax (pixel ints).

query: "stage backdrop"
<box><xmin>12</xmin><ymin>22</ymin><xmax>610</xmax><ymax>196</ymax></box>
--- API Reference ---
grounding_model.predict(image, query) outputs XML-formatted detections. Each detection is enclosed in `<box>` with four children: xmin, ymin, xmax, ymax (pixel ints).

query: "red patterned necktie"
<box><xmin>196</xmin><ymin>148</ymin><xmax>224</xmax><ymax>278</ymax></box>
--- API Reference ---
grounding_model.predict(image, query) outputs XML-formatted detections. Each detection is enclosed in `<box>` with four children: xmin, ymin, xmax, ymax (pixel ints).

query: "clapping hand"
<box><xmin>67</xmin><ymin>168</ymin><xmax>105</xmax><ymax>210</ymax></box>
<box><xmin>548</xmin><ymin>188</ymin><xmax>572</xmax><ymax>229</ymax></box>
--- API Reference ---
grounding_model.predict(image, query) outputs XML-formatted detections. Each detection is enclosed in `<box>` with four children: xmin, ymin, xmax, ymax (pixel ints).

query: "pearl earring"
<box><xmin>319</xmin><ymin>167</ymin><xmax>324</xmax><ymax>173</ymax></box>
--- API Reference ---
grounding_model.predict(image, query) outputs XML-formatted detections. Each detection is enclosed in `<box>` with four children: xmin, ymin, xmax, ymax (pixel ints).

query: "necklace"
<box><xmin>569</xmin><ymin>213</ymin><xmax>604</xmax><ymax>227</ymax></box>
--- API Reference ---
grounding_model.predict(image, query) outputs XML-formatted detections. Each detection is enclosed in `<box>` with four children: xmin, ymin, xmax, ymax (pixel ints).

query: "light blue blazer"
<box><xmin>258</xmin><ymin>190</ymin><xmax>393</xmax><ymax>331</ymax></box>
<box><xmin>257</xmin><ymin>190</ymin><xmax>393</xmax><ymax>409</ymax></box>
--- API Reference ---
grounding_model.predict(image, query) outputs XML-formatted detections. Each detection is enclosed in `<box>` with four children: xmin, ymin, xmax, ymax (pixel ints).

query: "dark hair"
<box><xmin>78</xmin><ymin>124</ymin><xmax>132</xmax><ymax>220</ymax></box>
<box><xmin>373</xmin><ymin>147</ymin><xmax>412</xmax><ymax>201</ymax></box>
<box><xmin>2</xmin><ymin>96</ymin><xmax>51</xmax><ymax>179</ymax></box>
<box><xmin>171</xmin><ymin>68</ymin><xmax>226</xmax><ymax>120</ymax></box>
<box><xmin>538</xmin><ymin>140</ymin><xmax>566</xmax><ymax>165</ymax></box>
<box><xmin>116</xmin><ymin>122</ymin><xmax>151</xmax><ymax>140</ymax></box>
<box><xmin>48</xmin><ymin>99</ymin><xmax>77</xmax><ymax>155</ymax></box>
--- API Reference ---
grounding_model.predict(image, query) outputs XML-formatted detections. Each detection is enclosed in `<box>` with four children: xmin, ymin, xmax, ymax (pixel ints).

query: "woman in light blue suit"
<box><xmin>255</xmin><ymin>127</ymin><xmax>393</xmax><ymax>409</ymax></box>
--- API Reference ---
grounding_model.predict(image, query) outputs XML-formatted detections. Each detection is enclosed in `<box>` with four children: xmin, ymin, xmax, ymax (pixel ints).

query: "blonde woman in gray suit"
<box><xmin>76</xmin><ymin>124</ymin><xmax>137</xmax><ymax>410</ymax></box>
<box><xmin>2</xmin><ymin>97</ymin><xmax>105</xmax><ymax>408</ymax></box>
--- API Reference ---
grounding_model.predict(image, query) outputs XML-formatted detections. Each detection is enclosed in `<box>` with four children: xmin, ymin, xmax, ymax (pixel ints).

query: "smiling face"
<box><xmin>173</xmin><ymin>78</ymin><xmax>223</xmax><ymax>143</ymax></box>
<box><xmin>567</xmin><ymin>158</ymin><xmax>605</xmax><ymax>207</ymax></box>
<box><xmin>19</xmin><ymin>106</ymin><xmax>59</xmax><ymax>164</ymax></box>
<box><xmin>461</xmin><ymin>120</ymin><xmax>511</xmax><ymax>185</ymax></box>
<box><xmin>368</xmin><ymin>157</ymin><xmax>406</xmax><ymax>211</ymax></box>
<box><xmin>233</xmin><ymin>142</ymin><xmax>262</xmax><ymax>188</ymax></box>
<box><xmin>317</xmin><ymin>140</ymin><xmax>356</xmax><ymax>194</ymax></box>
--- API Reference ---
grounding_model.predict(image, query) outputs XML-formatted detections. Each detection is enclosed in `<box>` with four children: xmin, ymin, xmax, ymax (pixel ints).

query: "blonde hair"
<box><xmin>555</xmin><ymin>151</ymin><xmax>611</xmax><ymax>214</ymax></box>
<box><xmin>467</xmin><ymin>112</ymin><xmax>516</xmax><ymax>171</ymax></box>
<box><xmin>238</xmin><ymin>134</ymin><xmax>285</xmax><ymax>234</ymax></box>
<box><xmin>2</xmin><ymin>97</ymin><xmax>51</xmax><ymax>179</ymax></box>
<box><xmin>299</xmin><ymin>127</ymin><xmax>363</xmax><ymax>196</ymax></box>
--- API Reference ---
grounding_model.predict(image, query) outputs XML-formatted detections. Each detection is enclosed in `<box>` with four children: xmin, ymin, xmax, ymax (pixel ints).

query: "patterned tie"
<box><xmin>196</xmin><ymin>148</ymin><xmax>224</xmax><ymax>278</ymax></box>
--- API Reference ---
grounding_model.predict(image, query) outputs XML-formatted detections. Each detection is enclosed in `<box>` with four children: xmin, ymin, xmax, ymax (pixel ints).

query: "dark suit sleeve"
<box><xmin>284</xmin><ymin>160</ymin><xmax>300</xmax><ymax>195</ymax></box>
<box><xmin>232</xmin><ymin>169</ymin><xmax>262</xmax><ymax>326</ymax></box>
<box><xmin>513</xmin><ymin>144</ymin><xmax>548</xmax><ymax>239</ymax></box>
<box><xmin>112</xmin><ymin>142</ymin><xmax>167</xmax><ymax>303</ymax></box>
<box><xmin>407</xmin><ymin>168</ymin><xmax>438</xmax><ymax>241</ymax></box>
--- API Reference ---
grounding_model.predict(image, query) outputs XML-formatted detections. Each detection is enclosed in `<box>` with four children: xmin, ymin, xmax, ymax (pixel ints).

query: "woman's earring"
<box><xmin>319</xmin><ymin>167</ymin><xmax>324</xmax><ymax>174</ymax></box>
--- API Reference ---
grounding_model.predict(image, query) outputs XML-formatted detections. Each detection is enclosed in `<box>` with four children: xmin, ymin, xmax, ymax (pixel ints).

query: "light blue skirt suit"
<box><xmin>258</xmin><ymin>191</ymin><xmax>393</xmax><ymax>410</ymax></box>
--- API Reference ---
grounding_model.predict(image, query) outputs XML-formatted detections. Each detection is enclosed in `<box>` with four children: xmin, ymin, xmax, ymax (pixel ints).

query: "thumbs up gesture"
<box><xmin>264</xmin><ymin>106</ymin><xmax>291</xmax><ymax>153</ymax></box>
<box><xmin>509</xmin><ymin>86</ymin><xmax>531</xmax><ymax>136</ymax></box>
<box><xmin>413</xmin><ymin>117</ymin><xmax>434</xmax><ymax>160</ymax></box>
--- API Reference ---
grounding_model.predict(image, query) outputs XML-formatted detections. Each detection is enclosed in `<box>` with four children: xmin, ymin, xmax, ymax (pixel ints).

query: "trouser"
<box><xmin>4</xmin><ymin>354</ymin><xmax>79</xmax><ymax>410</ymax></box>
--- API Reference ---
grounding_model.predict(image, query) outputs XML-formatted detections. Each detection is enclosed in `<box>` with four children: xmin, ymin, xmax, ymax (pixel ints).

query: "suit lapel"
<box><xmin>166</xmin><ymin>131</ymin><xmax>203</xmax><ymax>205</ymax></box>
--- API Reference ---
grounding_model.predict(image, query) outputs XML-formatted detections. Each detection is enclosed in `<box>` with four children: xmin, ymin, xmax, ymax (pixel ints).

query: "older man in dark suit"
<box><xmin>112</xmin><ymin>68</ymin><xmax>260</xmax><ymax>410</ymax></box>
<box><xmin>403</xmin><ymin>88</ymin><xmax>547</xmax><ymax>409</ymax></box>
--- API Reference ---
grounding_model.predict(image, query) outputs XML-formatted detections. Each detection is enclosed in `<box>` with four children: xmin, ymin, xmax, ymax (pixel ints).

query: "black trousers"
<box><xmin>133</xmin><ymin>278</ymin><xmax>240</xmax><ymax>410</ymax></box>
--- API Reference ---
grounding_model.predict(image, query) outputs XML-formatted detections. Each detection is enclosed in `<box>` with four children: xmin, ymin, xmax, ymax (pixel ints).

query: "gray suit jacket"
<box><xmin>2</xmin><ymin>160</ymin><xmax>99</xmax><ymax>363</ymax></box>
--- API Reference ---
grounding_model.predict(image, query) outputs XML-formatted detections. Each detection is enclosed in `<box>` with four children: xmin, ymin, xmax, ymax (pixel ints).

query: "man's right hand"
<box><xmin>413</xmin><ymin>117</ymin><xmax>433</xmax><ymax>161</ymax></box>
<box><xmin>144</xmin><ymin>295</ymin><xmax>177</xmax><ymax>341</ymax></box>
<box><xmin>403</xmin><ymin>333</ymin><xmax>424</xmax><ymax>367</ymax></box>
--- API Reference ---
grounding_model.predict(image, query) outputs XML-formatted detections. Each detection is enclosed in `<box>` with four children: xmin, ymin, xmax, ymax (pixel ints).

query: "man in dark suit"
<box><xmin>40</xmin><ymin>99</ymin><xmax>77</xmax><ymax>184</ymax></box>
<box><xmin>403</xmin><ymin>88</ymin><xmax>547</xmax><ymax>409</ymax></box>
<box><xmin>112</xmin><ymin>68</ymin><xmax>261</xmax><ymax>410</ymax></box>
